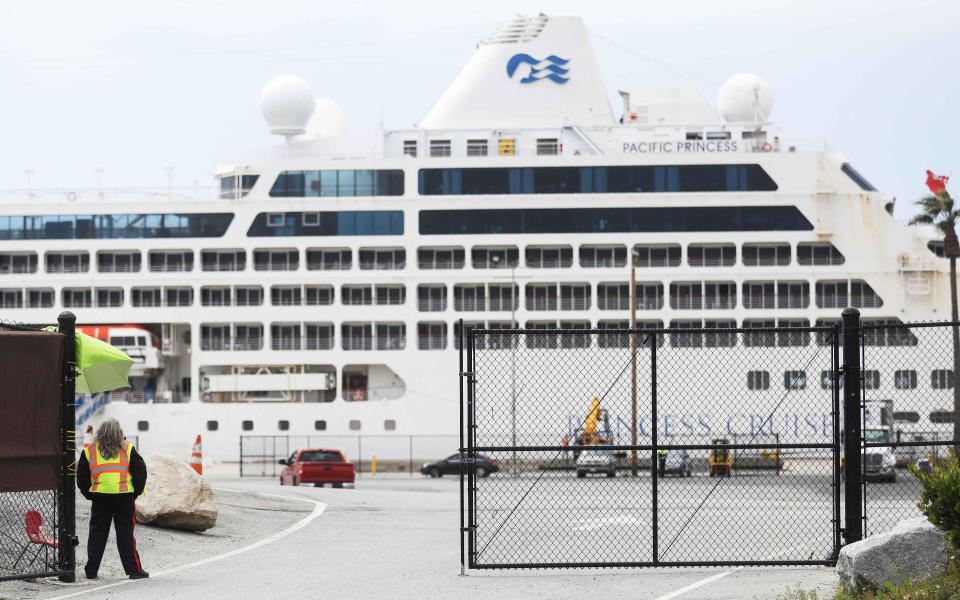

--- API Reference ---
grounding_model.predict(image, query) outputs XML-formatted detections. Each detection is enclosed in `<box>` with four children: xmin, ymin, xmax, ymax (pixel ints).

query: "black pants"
<box><xmin>86</xmin><ymin>494</ymin><xmax>143</xmax><ymax>576</ymax></box>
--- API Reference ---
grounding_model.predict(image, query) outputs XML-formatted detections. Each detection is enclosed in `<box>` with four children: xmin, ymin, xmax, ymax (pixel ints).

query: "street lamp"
<box><xmin>492</xmin><ymin>253</ymin><xmax>520</xmax><ymax>476</ymax></box>
<box><xmin>630</xmin><ymin>247</ymin><xmax>639</xmax><ymax>477</ymax></box>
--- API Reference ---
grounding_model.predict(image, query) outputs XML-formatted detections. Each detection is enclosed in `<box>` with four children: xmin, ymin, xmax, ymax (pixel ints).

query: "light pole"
<box><xmin>630</xmin><ymin>248</ymin><xmax>638</xmax><ymax>476</ymax></box>
<box><xmin>492</xmin><ymin>253</ymin><xmax>520</xmax><ymax>476</ymax></box>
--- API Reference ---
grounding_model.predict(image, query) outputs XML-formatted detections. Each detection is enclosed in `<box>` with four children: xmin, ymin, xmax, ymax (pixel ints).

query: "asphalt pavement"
<box><xmin>3</xmin><ymin>468</ymin><xmax>927</xmax><ymax>600</ymax></box>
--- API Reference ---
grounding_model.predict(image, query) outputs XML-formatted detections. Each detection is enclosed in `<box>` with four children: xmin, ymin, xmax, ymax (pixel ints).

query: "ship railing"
<box><xmin>417</xmin><ymin>260</ymin><xmax>466</xmax><ymax>270</ymax></box>
<box><xmin>358</xmin><ymin>262</ymin><xmax>406</xmax><ymax>270</ymax></box>
<box><xmin>108</xmin><ymin>390</ymin><xmax>190</xmax><ymax>404</ymax></box>
<box><xmin>305</xmin><ymin>262</ymin><xmax>351</xmax><ymax>271</ymax></box>
<box><xmin>416</xmin><ymin>300</ymin><xmax>447</xmax><ymax>312</ymax></box>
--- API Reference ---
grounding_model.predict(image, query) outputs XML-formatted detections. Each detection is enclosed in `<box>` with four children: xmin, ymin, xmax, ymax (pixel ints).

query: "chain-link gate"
<box><xmin>460</xmin><ymin>321</ymin><xmax>842</xmax><ymax>568</ymax></box>
<box><xmin>860</xmin><ymin>320</ymin><xmax>960</xmax><ymax>537</ymax></box>
<box><xmin>0</xmin><ymin>314</ymin><xmax>77</xmax><ymax>583</ymax></box>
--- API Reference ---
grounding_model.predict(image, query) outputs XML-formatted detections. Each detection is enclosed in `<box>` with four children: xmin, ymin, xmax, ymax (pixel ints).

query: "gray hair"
<box><xmin>95</xmin><ymin>419</ymin><xmax>125</xmax><ymax>460</ymax></box>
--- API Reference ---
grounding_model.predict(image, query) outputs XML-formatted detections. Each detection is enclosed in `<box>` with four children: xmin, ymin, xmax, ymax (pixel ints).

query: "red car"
<box><xmin>279</xmin><ymin>449</ymin><xmax>355</xmax><ymax>488</ymax></box>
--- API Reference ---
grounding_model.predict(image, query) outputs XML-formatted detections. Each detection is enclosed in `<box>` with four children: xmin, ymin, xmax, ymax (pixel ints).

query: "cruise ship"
<box><xmin>0</xmin><ymin>15</ymin><xmax>951</xmax><ymax>463</ymax></box>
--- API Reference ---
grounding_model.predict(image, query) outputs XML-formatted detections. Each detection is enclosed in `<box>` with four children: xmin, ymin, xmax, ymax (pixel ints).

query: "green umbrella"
<box><xmin>45</xmin><ymin>327</ymin><xmax>134</xmax><ymax>393</ymax></box>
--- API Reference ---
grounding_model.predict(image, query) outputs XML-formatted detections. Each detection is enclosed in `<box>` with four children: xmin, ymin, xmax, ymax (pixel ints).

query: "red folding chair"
<box><xmin>14</xmin><ymin>510</ymin><xmax>59</xmax><ymax>570</ymax></box>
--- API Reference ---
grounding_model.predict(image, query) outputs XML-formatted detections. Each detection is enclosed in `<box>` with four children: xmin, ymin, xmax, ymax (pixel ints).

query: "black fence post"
<box><xmin>57</xmin><ymin>311</ymin><xmax>77</xmax><ymax>583</ymax></box>
<box><xmin>841</xmin><ymin>308</ymin><xmax>863</xmax><ymax>545</ymax></box>
<box><xmin>458</xmin><ymin>319</ymin><xmax>465</xmax><ymax>575</ymax></box>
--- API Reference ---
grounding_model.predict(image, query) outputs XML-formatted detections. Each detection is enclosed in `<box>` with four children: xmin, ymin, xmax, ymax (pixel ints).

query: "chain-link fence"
<box><xmin>240</xmin><ymin>434</ymin><xmax>461</xmax><ymax>477</ymax></box>
<box><xmin>0</xmin><ymin>316</ymin><xmax>76</xmax><ymax>582</ymax></box>
<box><xmin>861</xmin><ymin>320</ymin><xmax>960</xmax><ymax>536</ymax></box>
<box><xmin>462</xmin><ymin>323</ymin><xmax>842</xmax><ymax>568</ymax></box>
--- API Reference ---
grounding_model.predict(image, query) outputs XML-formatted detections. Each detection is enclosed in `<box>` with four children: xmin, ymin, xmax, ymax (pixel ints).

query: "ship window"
<box><xmin>302</xmin><ymin>212</ymin><xmax>321</xmax><ymax>227</ymax></box>
<box><xmin>235</xmin><ymin>286</ymin><xmax>263</xmax><ymax>306</ymax></box>
<box><xmin>784</xmin><ymin>370</ymin><xmax>807</xmax><ymax>390</ymax></box>
<box><xmin>537</xmin><ymin>138</ymin><xmax>559</xmax><ymax>156</ymax></box>
<box><xmin>820</xmin><ymin>371</ymin><xmax>834</xmax><ymax>390</ymax></box>
<box><xmin>165</xmin><ymin>287</ymin><xmax>193</xmax><ymax>307</ymax></box>
<box><xmin>418</xmin><ymin>164</ymin><xmax>777</xmax><ymax>195</ymax></box>
<box><xmin>747</xmin><ymin>370</ymin><xmax>770</xmax><ymax>390</ymax></box>
<box><xmin>136</xmin><ymin>421</ymin><xmax>148</xmax><ymax>432</ymax></box>
<box><xmin>201</xmin><ymin>287</ymin><xmax>230</xmax><ymax>307</ymax></box>
<box><xmin>219</xmin><ymin>173</ymin><xmax>259</xmax><ymax>199</ymax></box>
<box><xmin>271</xmin><ymin>286</ymin><xmax>302</xmax><ymax>306</ymax></box>
<box><xmin>305</xmin><ymin>323</ymin><xmax>334</xmax><ymax>350</ymax></box>
<box><xmin>342</xmin><ymin>322</ymin><xmax>372</xmax><ymax>350</ymax></box>
<box><xmin>743</xmin><ymin>319</ymin><xmax>776</xmax><ymax>347</ymax></box>
<box><xmin>456</xmin><ymin>284</ymin><xmax>487</xmax><ymax>311</ymax></box>
<box><xmin>62</xmin><ymin>288</ymin><xmax>92</xmax><ymax>308</ymax></box>
<box><xmin>417</xmin><ymin>322</ymin><xmax>447</xmax><ymax>350</ymax></box>
<box><xmin>403</xmin><ymin>140</ymin><xmax>417</xmax><ymax>157</ymax></box>
<box><xmin>242</xmin><ymin>420</ymin><xmax>254</xmax><ymax>431</ymax></box>
<box><xmin>306</xmin><ymin>248</ymin><xmax>351</xmax><ymax>270</ymax></box>
<box><xmin>928</xmin><ymin>241</ymin><xmax>945</xmax><ymax>258</ymax></box>
<box><xmin>743</xmin><ymin>282</ymin><xmax>776</xmax><ymax>309</ymax></box>
<box><xmin>525</xmin><ymin>321</ymin><xmax>558</xmax><ymax>349</ymax></box>
<box><xmin>472</xmin><ymin>246</ymin><xmax>519</xmax><ymax>268</ymax></box>
<box><xmin>777</xmin><ymin>319</ymin><xmax>810</xmax><ymax>347</ymax></box>
<box><xmin>850</xmin><ymin>280</ymin><xmax>883</xmax><ymax>308</ymax></box>
<box><xmin>417</xmin><ymin>247</ymin><xmax>465</xmax><ymax>269</ymax></box>
<box><xmin>580</xmin><ymin>245</ymin><xmax>626</xmax><ymax>268</ymax></box>
<box><xmin>862</xmin><ymin>370</ymin><xmax>880</xmax><ymax>390</ymax></box>
<box><xmin>95</xmin><ymin>288</ymin><xmax>124</xmax><ymax>308</ymax></box>
<box><xmin>0</xmin><ymin>213</ymin><xmax>233</xmax><ymax>240</ymax></box>
<box><xmin>201</xmin><ymin>249</ymin><xmax>245</xmax><ymax>272</ymax></box>
<box><xmin>278</xmin><ymin>420</ymin><xmax>290</xmax><ymax>431</ymax></box>
<box><xmin>269</xmin><ymin>170</ymin><xmax>403</xmax><ymax>197</ymax></box>
<box><xmin>305</xmin><ymin>285</ymin><xmax>334</xmax><ymax>306</ymax></box>
<box><xmin>342</xmin><ymin>285</ymin><xmax>373</xmax><ymax>306</ymax></box>
<box><xmin>315</xmin><ymin>420</ymin><xmax>327</xmax><ymax>431</ymax></box>
<box><xmin>841</xmin><ymin>163</ymin><xmax>877</xmax><ymax>191</ymax></box>
<box><xmin>46</xmin><ymin>252</ymin><xmax>89</xmax><ymax>274</ymax></box>
<box><xmin>559</xmin><ymin>283</ymin><xmax>590</xmax><ymax>310</ymax></box>
<box><xmin>0</xmin><ymin>252</ymin><xmax>38</xmax><ymax>274</ymax></box>
<box><xmin>359</xmin><ymin>248</ymin><xmax>405</xmax><ymax>270</ymax></box>
<box><xmin>526</xmin><ymin>246</ymin><xmax>573</xmax><ymax>268</ymax></box>
<box><xmin>558</xmin><ymin>321</ymin><xmax>590</xmax><ymax>349</ymax></box>
<box><xmin>271</xmin><ymin>323</ymin><xmax>301</xmax><ymax>350</ymax></box>
<box><xmin>742</xmin><ymin>243</ymin><xmax>791</xmax><ymax>266</ymax></box>
<box><xmin>234</xmin><ymin>324</ymin><xmax>263</xmax><ymax>351</ymax></box>
<box><xmin>248</xmin><ymin>211</ymin><xmax>403</xmax><ymax>237</ymax></box>
<box><xmin>27</xmin><ymin>289</ymin><xmax>54</xmax><ymax>308</ymax></box>
<box><xmin>254</xmin><ymin>249</ymin><xmax>298</xmax><ymax>271</ymax></box>
<box><xmin>933</xmin><ymin>369</ymin><xmax>955</xmax><ymax>389</ymax></box>
<box><xmin>429</xmin><ymin>140</ymin><xmax>451</xmax><ymax>158</ymax></box>
<box><xmin>704</xmin><ymin>282</ymin><xmax>736</xmax><ymax>309</ymax></box>
<box><xmin>417</xmin><ymin>284</ymin><xmax>447</xmax><ymax>312</ymax></box>
<box><xmin>375</xmin><ymin>285</ymin><xmax>405</xmax><ymax>306</ymax></box>
<box><xmin>633</xmin><ymin>245</ymin><xmax>681</xmax><ymax>267</ymax></box>
<box><xmin>669</xmin><ymin>320</ymin><xmax>703</xmax><ymax>348</ymax></box>
<box><xmin>597</xmin><ymin>283</ymin><xmax>627</xmax><ymax>310</ymax></box>
<box><xmin>0</xmin><ymin>289</ymin><xmax>22</xmax><ymax>308</ymax></box>
<box><xmin>688</xmin><ymin>244</ymin><xmax>735</xmax><ymax>267</ymax></box>
<box><xmin>149</xmin><ymin>250</ymin><xmax>193</xmax><ymax>272</ymax></box>
<box><xmin>207</xmin><ymin>420</ymin><xmax>218</xmax><ymax>431</ymax></box>
<box><xmin>861</xmin><ymin>318</ymin><xmax>918</xmax><ymax>347</ymax></box>
<box><xmin>453</xmin><ymin>321</ymin><xmax>485</xmax><ymax>350</ymax></box>
<box><xmin>798</xmin><ymin>242</ymin><xmax>844</xmax><ymax>266</ymax></box>
<box><xmin>930</xmin><ymin>411</ymin><xmax>956</xmax><ymax>424</ymax></box>
<box><xmin>777</xmin><ymin>281</ymin><xmax>809</xmax><ymax>309</ymax></box>
<box><xmin>384</xmin><ymin>419</ymin><xmax>396</xmax><ymax>431</ymax></box>
<box><xmin>349</xmin><ymin>420</ymin><xmax>362</xmax><ymax>431</ymax></box>
<box><xmin>466</xmin><ymin>139</ymin><xmax>488</xmax><ymax>157</ymax></box>
<box><xmin>893</xmin><ymin>412</ymin><xmax>919</xmax><ymax>424</ymax></box>
<box><xmin>894</xmin><ymin>370</ymin><xmax>917</xmax><ymax>390</ymax></box>
<box><xmin>97</xmin><ymin>251</ymin><xmax>140</xmax><ymax>273</ymax></box>
<box><xmin>704</xmin><ymin>320</ymin><xmax>736</xmax><ymax>348</ymax></box>
<box><xmin>670</xmin><ymin>282</ymin><xmax>702</xmax><ymax>310</ymax></box>
<box><xmin>132</xmin><ymin>287</ymin><xmax>162</xmax><ymax>307</ymax></box>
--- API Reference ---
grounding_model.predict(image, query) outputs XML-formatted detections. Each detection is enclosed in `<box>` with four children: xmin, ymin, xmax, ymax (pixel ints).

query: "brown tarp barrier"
<box><xmin>0</xmin><ymin>330</ymin><xmax>63</xmax><ymax>492</ymax></box>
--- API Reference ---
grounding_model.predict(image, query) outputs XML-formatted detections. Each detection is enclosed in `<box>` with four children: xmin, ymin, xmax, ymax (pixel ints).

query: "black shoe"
<box><xmin>129</xmin><ymin>571</ymin><xmax>149</xmax><ymax>580</ymax></box>
<box><xmin>84</xmin><ymin>568</ymin><xmax>97</xmax><ymax>580</ymax></box>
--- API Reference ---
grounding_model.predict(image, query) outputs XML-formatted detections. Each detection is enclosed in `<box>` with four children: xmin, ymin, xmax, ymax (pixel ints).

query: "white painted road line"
<box><xmin>653</xmin><ymin>545</ymin><xmax>804</xmax><ymax>600</ymax></box>
<box><xmin>47</xmin><ymin>490</ymin><xmax>326</xmax><ymax>600</ymax></box>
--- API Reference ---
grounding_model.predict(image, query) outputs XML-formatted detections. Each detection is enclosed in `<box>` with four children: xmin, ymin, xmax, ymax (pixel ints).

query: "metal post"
<box><xmin>466</xmin><ymin>324</ymin><xmax>477</xmax><ymax>568</ymax></box>
<box><xmin>458</xmin><ymin>319</ymin><xmax>465</xmax><ymax>575</ymax></box>
<box><xmin>651</xmin><ymin>333</ymin><xmax>658</xmax><ymax>562</ymax></box>
<box><xmin>630</xmin><ymin>255</ymin><xmax>638</xmax><ymax>476</ymax></box>
<box><xmin>510</xmin><ymin>266</ymin><xmax>517</xmax><ymax>478</ymax></box>
<box><xmin>842</xmin><ymin>308</ymin><xmax>863</xmax><ymax>545</ymax></box>
<box><xmin>58</xmin><ymin>311</ymin><xmax>77</xmax><ymax>583</ymax></box>
<box><xmin>409</xmin><ymin>435</ymin><xmax>414</xmax><ymax>478</ymax></box>
<box><xmin>357</xmin><ymin>436</ymin><xmax>362</xmax><ymax>476</ymax></box>
<box><xmin>239</xmin><ymin>436</ymin><xmax>243</xmax><ymax>477</ymax></box>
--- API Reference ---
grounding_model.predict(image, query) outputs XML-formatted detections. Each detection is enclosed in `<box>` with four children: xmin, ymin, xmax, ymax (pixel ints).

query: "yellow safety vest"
<box><xmin>84</xmin><ymin>441</ymin><xmax>134</xmax><ymax>494</ymax></box>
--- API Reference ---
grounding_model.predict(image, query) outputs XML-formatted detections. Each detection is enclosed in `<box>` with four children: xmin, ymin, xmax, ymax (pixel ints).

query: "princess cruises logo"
<box><xmin>505</xmin><ymin>53</ymin><xmax>570</xmax><ymax>85</ymax></box>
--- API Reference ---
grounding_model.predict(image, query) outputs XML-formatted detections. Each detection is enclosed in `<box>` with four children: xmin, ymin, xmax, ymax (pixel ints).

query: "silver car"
<box><xmin>576</xmin><ymin>449</ymin><xmax>617</xmax><ymax>478</ymax></box>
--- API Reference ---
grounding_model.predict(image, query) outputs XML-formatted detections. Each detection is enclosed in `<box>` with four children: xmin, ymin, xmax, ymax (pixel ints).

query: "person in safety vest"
<box><xmin>76</xmin><ymin>418</ymin><xmax>149</xmax><ymax>580</ymax></box>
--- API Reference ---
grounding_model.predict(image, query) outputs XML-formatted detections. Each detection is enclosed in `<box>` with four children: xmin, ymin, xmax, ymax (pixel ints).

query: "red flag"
<box><xmin>925</xmin><ymin>170</ymin><xmax>949</xmax><ymax>195</ymax></box>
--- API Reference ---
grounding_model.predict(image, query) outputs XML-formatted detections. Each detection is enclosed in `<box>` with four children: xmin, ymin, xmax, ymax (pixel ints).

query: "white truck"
<box><xmin>862</xmin><ymin>399</ymin><xmax>897</xmax><ymax>483</ymax></box>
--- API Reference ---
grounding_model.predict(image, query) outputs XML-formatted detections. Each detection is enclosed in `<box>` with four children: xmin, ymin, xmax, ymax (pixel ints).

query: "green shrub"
<box><xmin>910</xmin><ymin>450</ymin><xmax>960</xmax><ymax>549</ymax></box>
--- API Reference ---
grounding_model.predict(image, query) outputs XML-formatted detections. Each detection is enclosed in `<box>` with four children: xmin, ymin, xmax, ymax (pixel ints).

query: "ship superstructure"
<box><xmin>0</xmin><ymin>15</ymin><xmax>951</xmax><ymax>461</ymax></box>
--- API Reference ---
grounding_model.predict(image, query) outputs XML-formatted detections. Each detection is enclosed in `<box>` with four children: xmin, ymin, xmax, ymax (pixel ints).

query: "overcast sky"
<box><xmin>1</xmin><ymin>0</ymin><xmax>957</xmax><ymax>219</ymax></box>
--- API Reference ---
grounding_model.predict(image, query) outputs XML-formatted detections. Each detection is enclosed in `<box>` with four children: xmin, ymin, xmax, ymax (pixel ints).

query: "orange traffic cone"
<box><xmin>189</xmin><ymin>435</ymin><xmax>203</xmax><ymax>475</ymax></box>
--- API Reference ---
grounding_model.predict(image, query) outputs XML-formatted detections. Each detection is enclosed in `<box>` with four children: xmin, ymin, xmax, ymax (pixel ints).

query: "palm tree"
<box><xmin>910</xmin><ymin>189</ymin><xmax>960</xmax><ymax>449</ymax></box>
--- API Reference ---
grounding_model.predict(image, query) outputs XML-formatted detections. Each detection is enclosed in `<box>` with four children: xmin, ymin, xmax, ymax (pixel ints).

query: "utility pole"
<box><xmin>630</xmin><ymin>250</ymin><xmax>638</xmax><ymax>477</ymax></box>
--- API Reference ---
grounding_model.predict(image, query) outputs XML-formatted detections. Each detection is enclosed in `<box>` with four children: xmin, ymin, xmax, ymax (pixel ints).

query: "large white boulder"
<box><xmin>135</xmin><ymin>454</ymin><xmax>218</xmax><ymax>532</ymax></box>
<box><xmin>836</xmin><ymin>517</ymin><xmax>949</xmax><ymax>591</ymax></box>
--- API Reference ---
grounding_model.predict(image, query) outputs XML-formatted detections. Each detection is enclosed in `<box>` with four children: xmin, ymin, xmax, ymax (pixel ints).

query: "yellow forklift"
<box><xmin>708</xmin><ymin>438</ymin><xmax>733</xmax><ymax>477</ymax></box>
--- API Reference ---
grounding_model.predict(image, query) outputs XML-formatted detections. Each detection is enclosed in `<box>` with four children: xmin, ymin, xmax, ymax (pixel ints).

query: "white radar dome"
<box><xmin>717</xmin><ymin>73</ymin><xmax>773</xmax><ymax>124</ymax></box>
<box><xmin>260</xmin><ymin>75</ymin><xmax>316</xmax><ymax>138</ymax></box>
<box><xmin>306</xmin><ymin>98</ymin><xmax>346</xmax><ymax>138</ymax></box>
